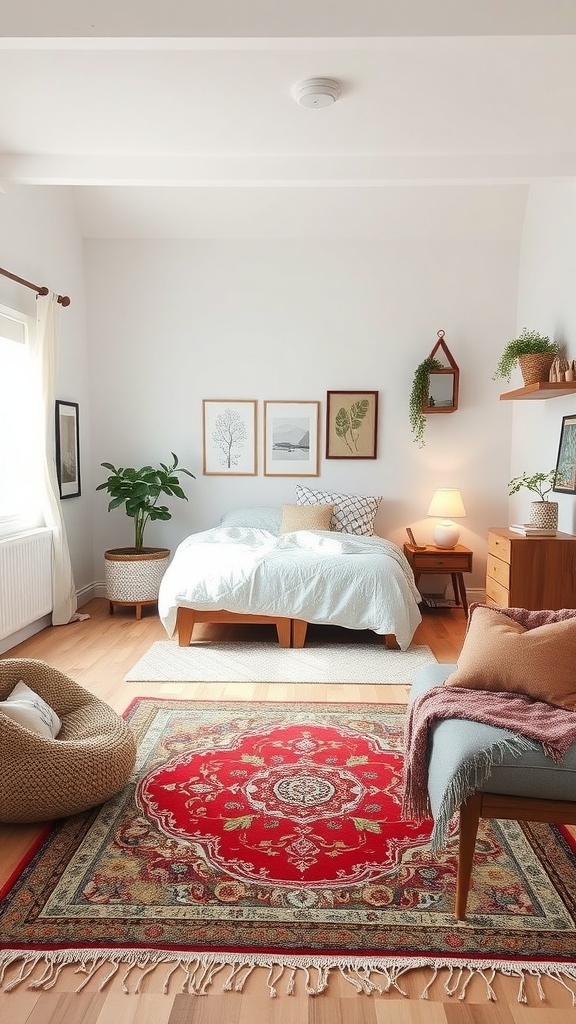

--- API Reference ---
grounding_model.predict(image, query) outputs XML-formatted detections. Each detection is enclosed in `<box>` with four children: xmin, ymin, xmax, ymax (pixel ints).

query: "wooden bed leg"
<box><xmin>291</xmin><ymin>619</ymin><xmax>308</xmax><ymax>648</ymax></box>
<box><xmin>176</xmin><ymin>607</ymin><xmax>196</xmax><ymax>647</ymax></box>
<box><xmin>455</xmin><ymin>792</ymin><xmax>482</xmax><ymax>920</ymax></box>
<box><xmin>276</xmin><ymin>618</ymin><xmax>291</xmax><ymax>648</ymax></box>
<box><xmin>383</xmin><ymin>634</ymin><xmax>400</xmax><ymax>650</ymax></box>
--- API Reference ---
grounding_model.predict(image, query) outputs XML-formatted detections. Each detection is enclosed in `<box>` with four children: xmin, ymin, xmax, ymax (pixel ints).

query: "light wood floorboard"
<box><xmin>1</xmin><ymin>600</ymin><xmax>571</xmax><ymax>1018</ymax></box>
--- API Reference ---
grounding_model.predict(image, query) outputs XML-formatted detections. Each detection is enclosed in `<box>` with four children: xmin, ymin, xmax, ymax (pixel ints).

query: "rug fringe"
<box><xmin>2</xmin><ymin>950</ymin><xmax>576</xmax><ymax>1001</ymax></box>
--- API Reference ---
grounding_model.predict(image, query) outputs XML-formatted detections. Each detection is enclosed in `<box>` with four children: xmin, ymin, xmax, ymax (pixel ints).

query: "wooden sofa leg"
<box><xmin>455</xmin><ymin>792</ymin><xmax>482</xmax><ymax>920</ymax></box>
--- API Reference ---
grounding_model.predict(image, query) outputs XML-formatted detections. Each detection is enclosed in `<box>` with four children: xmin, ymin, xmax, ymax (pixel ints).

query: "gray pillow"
<box><xmin>220</xmin><ymin>507</ymin><xmax>281</xmax><ymax>534</ymax></box>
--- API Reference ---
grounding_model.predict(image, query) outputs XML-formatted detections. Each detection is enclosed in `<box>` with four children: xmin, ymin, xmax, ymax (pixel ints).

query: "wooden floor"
<box><xmin>0</xmin><ymin>601</ymin><xmax>571</xmax><ymax>1021</ymax></box>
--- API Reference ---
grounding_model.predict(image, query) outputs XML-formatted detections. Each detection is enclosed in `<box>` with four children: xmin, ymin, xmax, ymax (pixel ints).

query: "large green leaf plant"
<box><xmin>97</xmin><ymin>453</ymin><xmax>195</xmax><ymax>551</ymax></box>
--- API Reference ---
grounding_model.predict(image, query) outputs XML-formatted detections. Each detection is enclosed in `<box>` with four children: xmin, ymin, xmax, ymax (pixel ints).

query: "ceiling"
<box><xmin>2</xmin><ymin>1</ymin><xmax>576</xmax><ymax>239</ymax></box>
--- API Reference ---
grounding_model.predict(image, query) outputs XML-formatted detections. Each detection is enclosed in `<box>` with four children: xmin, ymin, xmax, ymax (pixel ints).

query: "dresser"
<box><xmin>486</xmin><ymin>527</ymin><xmax>576</xmax><ymax>610</ymax></box>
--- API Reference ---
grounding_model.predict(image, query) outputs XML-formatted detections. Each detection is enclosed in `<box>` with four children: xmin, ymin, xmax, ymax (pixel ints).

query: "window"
<box><xmin>0</xmin><ymin>304</ymin><xmax>44</xmax><ymax>538</ymax></box>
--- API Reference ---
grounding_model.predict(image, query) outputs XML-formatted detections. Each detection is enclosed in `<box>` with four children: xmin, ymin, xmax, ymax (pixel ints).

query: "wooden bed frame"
<box><xmin>175</xmin><ymin>607</ymin><xmax>400</xmax><ymax>649</ymax></box>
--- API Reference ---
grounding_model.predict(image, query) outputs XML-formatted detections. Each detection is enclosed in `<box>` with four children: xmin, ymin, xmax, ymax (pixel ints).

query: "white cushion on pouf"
<box><xmin>0</xmin><ymin>680</ymin><xmax>61</xmax><ymax>738</ymax></box>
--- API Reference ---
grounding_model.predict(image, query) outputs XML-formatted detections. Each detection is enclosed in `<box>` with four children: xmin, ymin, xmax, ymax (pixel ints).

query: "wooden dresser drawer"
<box><xmin>486</xmin><ymin>554</ymin><xmax>510</xmax><ymax>590</ymax></box>
<box><xmin>488</xmin><ymin>531</ymin><xmax>511</xmax><ymax>563</ymax></box>
<box><xmin>485</xmin><ymin>574</ymin><xmax>510</xmax><ymax>607</ymax></box>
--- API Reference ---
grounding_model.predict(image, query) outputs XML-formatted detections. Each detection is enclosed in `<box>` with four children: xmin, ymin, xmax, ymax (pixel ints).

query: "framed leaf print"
<box><xmin>326</xmin><ymin>391</ymin><xmax>378</xmax><ymax>459</ymax></box>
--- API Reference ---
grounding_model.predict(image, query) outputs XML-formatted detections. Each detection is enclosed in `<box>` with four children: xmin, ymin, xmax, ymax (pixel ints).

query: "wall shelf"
<box><xmin>499</xmin><ymin>381</ymin><xmax>576</xmax><ymax>401</ymax></box>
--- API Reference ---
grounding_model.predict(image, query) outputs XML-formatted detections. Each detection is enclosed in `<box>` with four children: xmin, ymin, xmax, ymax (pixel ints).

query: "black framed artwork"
<box><xmin>553</xmin><ymin>413</ymin><xmax>576</xmax><ymax>495</ymax></box>
<box><xmin>55</xmin><ymin>400</ymin><xmax>81</xmax><ymax>498</ymax></box>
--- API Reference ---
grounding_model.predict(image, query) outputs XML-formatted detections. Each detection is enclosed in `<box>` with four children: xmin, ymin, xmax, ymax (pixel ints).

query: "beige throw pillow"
<box><xmin>280</xmin><ymin>503</ymin><xmax>334</xmax><ymax>534</ymax></box>
<box><xmin>444</xmin><ymin>606</ymin><xmax>576</xmax><ymax>710</ymax></box>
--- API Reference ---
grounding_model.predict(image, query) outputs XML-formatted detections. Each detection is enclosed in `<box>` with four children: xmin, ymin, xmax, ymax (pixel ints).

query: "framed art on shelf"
<box><xmin>55</xmin><ymin>400</ymin><xmax>81</xmax><ymax>498</ymax></box>
<box><xmin>326</xmin><ymin>390</ymin><xmax>378</xmax><ymax>459</ymax></box>
<box><xmin>553</xmin><ymin>413</ymin><xmax>576</xmax><ymax>494</ymax></box>
<box><xmin>264</xmin><ymin>401</ymin><xmax>320</xmax><ymax>477</ymax></box>
<box><xmin>202</xmin><ymin>399</ymin><xmax>257</xmax><ymax>476</ymax></box>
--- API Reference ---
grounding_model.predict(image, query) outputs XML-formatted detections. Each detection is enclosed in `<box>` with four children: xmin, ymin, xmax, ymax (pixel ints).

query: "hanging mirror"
<box><xmin>424</xmin><ymin>330</ymin><xmax>459</xmax><ymax>413</ymax></box>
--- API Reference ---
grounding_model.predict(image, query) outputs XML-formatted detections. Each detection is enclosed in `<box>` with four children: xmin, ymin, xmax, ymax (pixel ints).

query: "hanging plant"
<box><xmin>409</xmin><ymin>357</ymin><xmax>443</xmax><ymax>447</ymax></box>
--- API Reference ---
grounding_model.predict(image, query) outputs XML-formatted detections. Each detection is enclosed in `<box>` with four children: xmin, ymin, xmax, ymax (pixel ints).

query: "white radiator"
<box><xmin>0</xmin><ymin>529</ymin><xmax>53</xmax><ymax>641</ymax></box>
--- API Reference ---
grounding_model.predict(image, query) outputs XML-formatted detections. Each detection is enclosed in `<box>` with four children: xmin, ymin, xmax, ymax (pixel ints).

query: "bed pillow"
<box><xmin>295</xmin><ymin>484</ymin><xmax>381</xmax><ymax>536</ymax></box>
<box><xmin>220</xmin><ymin>507</ymin><xmax>281</xmax><ymax>534</ymax></box>
<box><xmin>0</xmin><ymin>680</ymin><xmax>62</xmax><ymax>738</ymax></box>
<box><xmin>280</xmin><ymin>503</ymin><xmax>334</xmax><ymax>534</ymax></box>
<box><xmin>444</xmin><ymin>606</ymin><xmax>576</xmax><ymax>710</ymax></box>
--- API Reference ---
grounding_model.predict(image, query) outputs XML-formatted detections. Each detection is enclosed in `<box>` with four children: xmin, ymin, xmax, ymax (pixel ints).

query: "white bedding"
<box><xmin>158</xmin><ymin>526</ymin><xmax>422</xmax><ymax>651</ymax></box>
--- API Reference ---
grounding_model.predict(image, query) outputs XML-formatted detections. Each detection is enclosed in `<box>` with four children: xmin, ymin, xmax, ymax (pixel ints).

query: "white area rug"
<box><xmin>125</xmin><ymin>640</ymin><xmax>437</xmax><ymax>684</ymax></box>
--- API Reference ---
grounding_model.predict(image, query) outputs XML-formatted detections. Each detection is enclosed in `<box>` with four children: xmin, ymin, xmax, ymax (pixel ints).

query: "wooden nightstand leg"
<box><xmin>456</xmin><ymin>573</ymin><xmax>468</xmax><ymax>616</ymax></box>
<box><xmin>451</xmin><ymin>573</ymin><xmax>461</xmax><ymax>606</ymax></box>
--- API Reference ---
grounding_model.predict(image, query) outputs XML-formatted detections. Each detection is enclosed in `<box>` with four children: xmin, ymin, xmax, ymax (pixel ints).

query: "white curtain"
<box><xmin>33</xmin><ymin>293</ymin><xmax>80</xmax><ymax>625</ymax></box>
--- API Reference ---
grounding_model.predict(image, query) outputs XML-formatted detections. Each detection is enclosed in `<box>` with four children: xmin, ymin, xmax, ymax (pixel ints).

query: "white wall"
<box><xmin>85</xmin><ymin>236</ymin><xmax>521</xmax><ymax>594</ymax></box>
<box><xmin>0</xmin><ymin>184</ymin><xmax>94</xmax><ymax>597</ymax></box>
<box><xmin>512</xmin><ymin>183</ymin><xmax>576</xmax><ymax>534</ymax></box>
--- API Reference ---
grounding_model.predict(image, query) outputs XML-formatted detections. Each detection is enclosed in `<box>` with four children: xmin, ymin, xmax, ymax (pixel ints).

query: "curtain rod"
<box><xmin>0</xmin><ymin>266</ymin><xmax>71</xmax><ymax>307</ymax></box>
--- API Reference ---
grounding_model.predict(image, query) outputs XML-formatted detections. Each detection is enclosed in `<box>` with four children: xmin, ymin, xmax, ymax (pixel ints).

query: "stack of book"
<box><xmin>509</xmin><ymin>523</ymin><xmax>557</xmax><ymax>536</ymax></box>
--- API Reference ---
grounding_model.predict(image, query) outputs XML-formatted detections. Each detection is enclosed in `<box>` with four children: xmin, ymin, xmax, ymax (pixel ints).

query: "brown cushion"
<box><xmin>280</xmin><ymin>503</ymin><xmax>334</xmax><ymax>534</ymax></box>
<box><xmin>444</xmin><ymin>605</ymin><xmax>576</xmax><ymax>710</ymax></box>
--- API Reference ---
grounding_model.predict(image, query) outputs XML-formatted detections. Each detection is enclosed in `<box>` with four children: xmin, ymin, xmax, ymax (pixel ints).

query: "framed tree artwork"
<box><xmin>326</xmin><ymin>391</ymin><xmax>378</xmax><ymax>459</ymax></box>
<box><xmin>263</xmin><ymin>401</ymin><xmax>320</xmax><ymax>477</ymax></box>
<box><xmin>202</xmin><ymin>399</ymin><xmax>257</xmax><ymax>476</ymax></box>
<box><xmin>55</xmin><ymin>400</ymin><xmax>81</xmax><ymax>498</ymax></box>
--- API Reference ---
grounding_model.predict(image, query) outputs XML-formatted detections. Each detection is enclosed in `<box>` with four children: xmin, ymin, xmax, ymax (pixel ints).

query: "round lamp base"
<box><xmin>432</xmin><ymin>521</ymin><xmax>460</xmax><ymax>549</ymax></box>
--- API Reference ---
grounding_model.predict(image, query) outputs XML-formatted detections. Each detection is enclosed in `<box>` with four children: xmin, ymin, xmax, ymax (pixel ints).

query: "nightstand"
<box><xmin>403</xmin><ymin>543</ymin><xmax>473</xmax><ymax>615</ymax></box>
<box><xmin>486</xmin><ymin>527</ymin><xmax>576</xmax><ymax>610</ymax></box>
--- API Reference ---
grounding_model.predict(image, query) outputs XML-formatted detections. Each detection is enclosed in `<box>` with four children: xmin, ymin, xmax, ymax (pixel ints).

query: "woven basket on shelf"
<box><xmin>518</xmin><ymin>353</ymin><xmax>556</xmax><ymax>386</ymax></box>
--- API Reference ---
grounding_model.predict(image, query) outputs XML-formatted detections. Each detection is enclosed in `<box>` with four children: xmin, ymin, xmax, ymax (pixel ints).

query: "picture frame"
<box><xmin>263</xmin><ymin>401</ymin><xmax>320</xmax><ymax>477</ymax></box>
<box><xmin>553</xmin><ymin>413</ymin><xmax>576</xmax><ymax>494</ymax></box>
<box><xmin>326</xmin><ymin>390</ymin><xmax>378</xmax><ymax>459</ymax></box>
<box><xmin>55</xmin><ymin>400</ymin><xmax>81</xmax><ymax>498</ymax></box>
<box><xmin>202</xmin><ymin>399</ymin><xmax>257</xmax><ymax>476</ymax></box>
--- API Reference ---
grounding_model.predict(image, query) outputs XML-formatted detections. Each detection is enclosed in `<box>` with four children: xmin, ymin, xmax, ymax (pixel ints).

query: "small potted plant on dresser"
<box><xmin>508</xmin><ymin>470</ymin><xmax>558</xmax><ymax>530</ymax></box>
<box><xmin>97</xmin><ymin>453</ymin><xmax>195</xmax><ymax>618</ymax></box>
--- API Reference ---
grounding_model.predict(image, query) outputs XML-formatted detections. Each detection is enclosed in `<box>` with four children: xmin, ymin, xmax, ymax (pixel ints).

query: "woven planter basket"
<box><xmin>104</xmin><ymin>547</ymin><xmax>170</xmax><ymax>602</ymax></box>
<box><xmin>518</xmin><ymin>353</ymin><xmax>556</xmax><ymax>386</ymax></box>
<box><xmin>529</xmin><ymin>501</ymin><xmax>558</xmax><ymax>530</ymax></box>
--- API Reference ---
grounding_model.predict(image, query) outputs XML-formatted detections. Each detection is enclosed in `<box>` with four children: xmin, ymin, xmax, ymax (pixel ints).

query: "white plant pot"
<box><xmin>104</xmin><ymin>548</ymin><xmax>170</xmax><ymax>617</ymax></box>
<box><xmin>529</xmin><ymin>501</ymin><xmax>558</xmax><ymax>530</ymax></box>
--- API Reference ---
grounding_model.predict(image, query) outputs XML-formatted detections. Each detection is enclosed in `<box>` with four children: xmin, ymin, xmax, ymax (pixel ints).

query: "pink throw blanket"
<box><xmin>402</xmin><ymin>684</ymin><xmax>576</xmax><ymax>824</ymax></box>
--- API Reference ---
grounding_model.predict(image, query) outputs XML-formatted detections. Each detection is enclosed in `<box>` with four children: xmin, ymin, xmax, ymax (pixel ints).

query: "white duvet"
<box><xmin>158</xmin><ymin>526</ymin><xmax>422</xmax><ymax>651</ymax></box>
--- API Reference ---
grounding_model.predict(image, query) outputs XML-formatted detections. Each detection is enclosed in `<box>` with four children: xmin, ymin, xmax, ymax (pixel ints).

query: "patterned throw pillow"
<box><xmin>295</xmin><ymin>484</ymin><xmax>381</xmax><ymax>536</ymax></box>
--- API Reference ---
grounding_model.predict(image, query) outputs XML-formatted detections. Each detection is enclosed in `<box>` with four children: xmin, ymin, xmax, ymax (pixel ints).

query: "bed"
<box><xmin>157</xmin><ymin>497</ymin><xmax>423</xmax><ymax>652</ymax></box>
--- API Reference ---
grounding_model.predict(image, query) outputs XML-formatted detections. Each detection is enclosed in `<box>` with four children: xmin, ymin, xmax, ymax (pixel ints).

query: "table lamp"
<box><xmin>427</xmin><ymin>488</ymin><xmax>466</xmax><ymax>548</ymax></box>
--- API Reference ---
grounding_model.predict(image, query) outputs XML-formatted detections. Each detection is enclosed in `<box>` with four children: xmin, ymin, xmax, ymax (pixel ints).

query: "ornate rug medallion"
<box><xmin>137</xmin><ymin>720</ymin><xmax>433</xmax><ymax>887</ymax></box>
<box><xmin>2</xmin><ymin>697</ymin><xmax>576</xmax><ymax>999</ymax></box>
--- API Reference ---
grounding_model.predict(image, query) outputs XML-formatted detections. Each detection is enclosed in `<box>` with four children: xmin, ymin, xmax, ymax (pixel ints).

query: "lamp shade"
<box><xmin>427</xmin><ymin>489</ymin><xmax>466</xmax><ymax>548</ymax></box>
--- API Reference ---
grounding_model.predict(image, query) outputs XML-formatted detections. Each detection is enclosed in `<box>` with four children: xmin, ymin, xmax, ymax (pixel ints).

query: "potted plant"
<box><xmin>409</xmin><ymin>356</ymin><xmax>443</xmax><ymax>447</ymax></box>
<box><xmin>508</xmin><ymin>470</ymin><xmax>558</xmax><ymax>529</ymax></box>
<box><xmin>97</xmin><ymin>453</ymin><xmax>195</xmax><ymax>617</ymax></box>
<box><xmin>493</xmin><ymin>328</ymin><xmax>559</xmax><ymax>385</ymax></box>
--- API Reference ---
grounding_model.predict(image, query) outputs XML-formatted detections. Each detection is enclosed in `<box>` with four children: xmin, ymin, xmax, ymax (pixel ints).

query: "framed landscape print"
<box><xmin>326</xmin><ymin>390</ymin><xmax>378</xmax><ymax>459</ymax></box>
<box><xmin>55</xmin><ymin>400</ymin><xmax>81</xmax><ymax>498</ymax></box>
<box><xmin>264</xmin><ymin>401</ymin><xmax>320</xmax><ymax>477</ymax></box>
<box><xmin>553</xmin><ymin>413</ymin><xmax>576</xmax><ymax>494</ymax></box>
<box><xmin>202</xmin><ymin>399</ymin><xmax>257</xmax><ymax>476</ymax></box>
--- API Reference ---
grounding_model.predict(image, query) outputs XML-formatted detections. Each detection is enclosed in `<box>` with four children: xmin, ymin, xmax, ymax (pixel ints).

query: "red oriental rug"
<box><xmin>2</xmin><ymin>697</ymin><xmax>576</xmax><ymax>1002</ymax></box>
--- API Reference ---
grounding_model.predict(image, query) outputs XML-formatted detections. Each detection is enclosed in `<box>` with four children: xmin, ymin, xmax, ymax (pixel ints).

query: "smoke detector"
<box><xmin>292</xmin><ymin>77</ymin><xmax>341</xmax><ymax>109</ymax></box>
